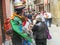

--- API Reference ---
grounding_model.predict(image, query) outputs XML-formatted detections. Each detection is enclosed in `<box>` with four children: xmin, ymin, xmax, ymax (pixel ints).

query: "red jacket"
<box><xmin>4</xmin><ymin>18</ymin><xmax>11</xmax><ymax>32</ymax></box>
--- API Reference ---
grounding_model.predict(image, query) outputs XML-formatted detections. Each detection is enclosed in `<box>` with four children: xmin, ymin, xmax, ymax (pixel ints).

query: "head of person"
<box><xmin>14</xmin><ymin>0</ymin><xmax>25</xmax><ymax>15</ymax></box>
<box><xmin>29</xmin><ymin>11</ymin><xmax>32</xmax><ymax>14</ymax></box>
<box><xmin>38</xmin><ymin>12</ymin><xmax>40</xmax><ymax>15</ymax></box>
<box><xmin>24</xmin><ymin>15</ymin><xmax>28</xmax><ymax>21</ymax></box>
<box><xmin>36</xmin><ymin>16</ymin><xmax>42</xmax><ymax>22</ymax></box>
<box><xmin>41</xmin><ymin>10</ymin><xmax>44</xmax><ymax>15</ymax></box>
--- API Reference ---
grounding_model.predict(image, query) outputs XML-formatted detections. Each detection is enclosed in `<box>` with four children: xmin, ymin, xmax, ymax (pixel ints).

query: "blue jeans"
<box><xmin>45</xmin><ymin>18</ymin><xmax>49</xmax><ymax>26</ymax></box>
<box><xmin>45</xmin><ymin>18</ymin><xmax>52</xmax><ymax>27</ymax></box>
<box><xmin>23</xmin><ymin>40</ymin><xmax>31</xmax><ymax>45</ymax></box>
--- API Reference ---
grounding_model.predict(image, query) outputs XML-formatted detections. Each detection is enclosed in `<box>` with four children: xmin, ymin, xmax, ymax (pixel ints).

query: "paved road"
<box><xmin>47</xmin><ymin>24</ymin><xmax>60</xmax><ymax>45</ymax></box>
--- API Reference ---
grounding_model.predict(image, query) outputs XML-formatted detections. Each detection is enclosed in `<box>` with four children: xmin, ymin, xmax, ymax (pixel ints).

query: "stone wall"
<box><xmin>50</xmin><ymin>0</ymin><xmax>60</xmax><ymax>26</ymax></box>
<box><xmin>57</xmin><ymin>0</ymin><xmax>60</xmax><ymax>26</ymax></box>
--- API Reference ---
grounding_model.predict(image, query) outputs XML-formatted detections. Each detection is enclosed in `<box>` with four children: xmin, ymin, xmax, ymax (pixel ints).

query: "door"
<box><xmin>0</xmin><ymin>0</ymin><xmax>3</xmax><ymax>44</ymax></box>
<box><xmin>0</xmin><ymin>0</ymin><xmax>5</xmax><ymax>44</ymax></box>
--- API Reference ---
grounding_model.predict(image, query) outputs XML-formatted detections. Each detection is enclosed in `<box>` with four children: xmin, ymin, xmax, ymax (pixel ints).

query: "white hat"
<box><xmin>14</xmin><ymin>0</ymin><xmax>25</xmax><ymax>9</ymax></box>
<box><xmin>36</xmin><ymin>15</ymin><xmax>42</xmax><ymax>21</ymax></box>
<box><xmin>14</xmin><ymin>0</ymin><xmax>23</xmax><ymax>6</ymax></box>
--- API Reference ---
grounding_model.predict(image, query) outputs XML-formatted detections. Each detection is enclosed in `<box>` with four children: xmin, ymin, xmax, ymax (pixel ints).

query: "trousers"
<box><xmin>23</xmin><ymin>40</ymin><xmax>31</xmax><ymax>45</ymax></box>
<box><xmin>36</xmin><ymin>39</ymin><xmax>47</xmax><ymax>45</ymax></box>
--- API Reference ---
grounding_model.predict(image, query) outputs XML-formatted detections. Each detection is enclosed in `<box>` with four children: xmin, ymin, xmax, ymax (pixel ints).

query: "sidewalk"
<box><xmin>47</xmin><ymin>24</ymin><xmax>60</xmax><ymax>45</ymax></box>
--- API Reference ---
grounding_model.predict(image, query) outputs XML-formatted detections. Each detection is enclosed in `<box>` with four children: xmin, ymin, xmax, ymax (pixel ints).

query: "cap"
<box><xmin>14</xmin><ymin>0</ymin><xmax>25</xmax><ymax>9</ymax></box>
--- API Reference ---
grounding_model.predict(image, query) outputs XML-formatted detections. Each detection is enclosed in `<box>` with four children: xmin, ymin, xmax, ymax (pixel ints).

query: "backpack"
<box><xmin>32</xmin><ymin>22</ymin><xmax>48</xmax><ymax>39</ymax></box>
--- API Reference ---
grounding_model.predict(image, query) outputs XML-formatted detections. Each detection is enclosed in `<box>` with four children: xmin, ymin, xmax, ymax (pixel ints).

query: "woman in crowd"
<box><xmin>32</xmin><ymin>17</ymin><xmax>49</xmax><ymax>45</ymax></box>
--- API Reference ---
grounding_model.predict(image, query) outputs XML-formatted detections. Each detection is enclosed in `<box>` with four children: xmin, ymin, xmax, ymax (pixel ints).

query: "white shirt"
<box><xmin>40</xmin><ymin>14</ymin><xmax>45</xmax><ymax>22</ymax></box>
<box><xmin>33</xmin><ymin>20</ymin><xmax>36</xmax><ymax>25</ymax></box>
<box><xmin>24</xmin><ymin>21</ymin><xmax>30</xmax><ymax>30</ymax></box>
<box><xmin>44</xmin><ymin>12</ymin><xmax>52</xmax><ymax>18</ymax></box>
<box><xmin>47</xmin><ymin>12</ymin><xmax>52</xmax><ymax>18</ymax></box>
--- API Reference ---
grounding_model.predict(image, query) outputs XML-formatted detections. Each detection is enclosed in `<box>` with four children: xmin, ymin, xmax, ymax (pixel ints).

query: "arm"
<box><xmin>32</xmin><ymin>25</ymin><xmax>38</xmax><ymax>32</ymax></box>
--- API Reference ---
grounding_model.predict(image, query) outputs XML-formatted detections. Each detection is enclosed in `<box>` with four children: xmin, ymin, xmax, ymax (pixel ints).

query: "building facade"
<box><xmin>50</xmin><ymin>0</ymin><xmax>60</xmax><ymax>25</ymax></box>
<box><xmin>26</xmin><ymin>0</ymin><xmax>35</xmax><ymax>11</ymax></box>
<box><xmin>34</xmin><ymin>0</ymin><xmax>44</xmax><ymax>12</ymax></box>
<box><xmin>44</xmin><ymin>0</ymin><xmax>60</xmax><ymax>26</ymax></box>
<box><xmin>0</xmin><ymin>0</ymin><xmax>13</xmax><ymax>44</ymax></box>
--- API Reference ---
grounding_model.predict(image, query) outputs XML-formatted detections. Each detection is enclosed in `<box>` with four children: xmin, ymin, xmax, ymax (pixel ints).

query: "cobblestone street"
<box><xmin>47</xmin><ymin>24</ymin><xmax>60</xmax><ymax>45</ymax></box>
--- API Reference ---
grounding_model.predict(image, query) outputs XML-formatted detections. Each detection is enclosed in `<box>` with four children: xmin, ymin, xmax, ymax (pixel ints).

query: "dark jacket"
<box><xmin>32</xmin><ymin>21</ymin><xmax>49</xmax><ymax>39</ymax></box>
<box><xmin>28</xmin><ymin>14</ymin><xmax>32</xmax><ymax>20</ymax></box>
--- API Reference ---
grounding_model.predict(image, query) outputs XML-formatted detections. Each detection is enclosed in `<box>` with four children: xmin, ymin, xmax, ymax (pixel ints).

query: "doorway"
<box><xmin>0</xmin><ymin>0</ymin><xmax>5</xmax><ymax>44</ymax></box>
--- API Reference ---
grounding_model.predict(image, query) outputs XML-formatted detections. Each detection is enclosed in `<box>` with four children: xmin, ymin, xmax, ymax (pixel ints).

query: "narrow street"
<box><xmin>0</xmin><ymin>0</ymin><xmax>60</xmax><ymax>45</ymax></box>
<box><xmin>3</xmin><ymin>24</ymin><xmax>60</xmax><ymax>45</ymax></box>
<box><xmin>47</xmin><ymin>24</ymin><xmax>60</xmax><ymax>45</ymax></box>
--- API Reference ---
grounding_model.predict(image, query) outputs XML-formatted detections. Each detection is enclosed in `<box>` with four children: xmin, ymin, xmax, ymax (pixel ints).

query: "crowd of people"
<box><xmin>19</xmin><ymin>9</ymin><xmax>52</xmax><ymax>45</ymax></box>
<box><xmin>4</xmin><ymin>0</ymin><xmax>52</xmax><ymax>45</ymax></box>
<box><xmin>24</xmin><ymin>10</ymin><xmax>52</xmax><ymax>27</ymax></box>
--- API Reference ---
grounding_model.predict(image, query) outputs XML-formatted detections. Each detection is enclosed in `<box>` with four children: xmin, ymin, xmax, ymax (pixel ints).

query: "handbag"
<box><xmin>46</xmin><ymin>30</ymin><xmax>52</xmax><ymax>40</ymax></box>
<box><xmin>47</xmin><ymin>33</ymin><xmax>52</xmax><ymax>40</ymax></box>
